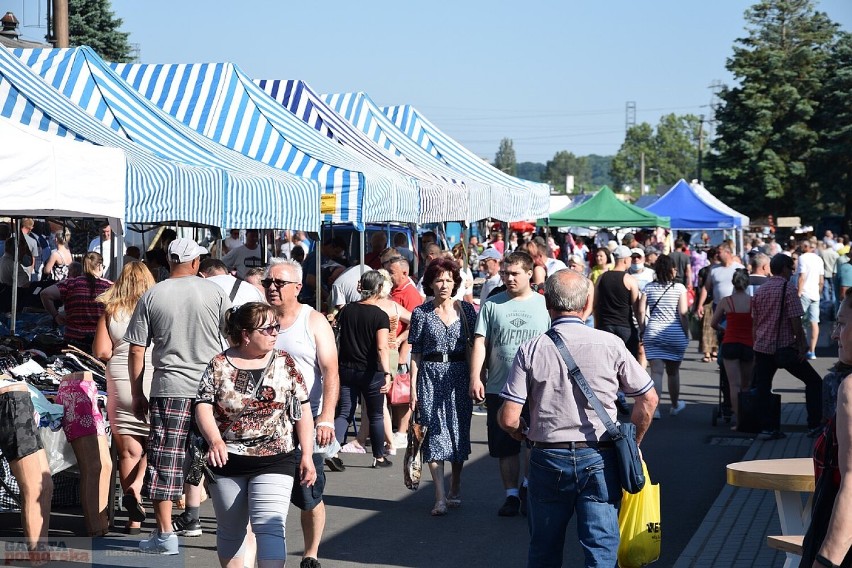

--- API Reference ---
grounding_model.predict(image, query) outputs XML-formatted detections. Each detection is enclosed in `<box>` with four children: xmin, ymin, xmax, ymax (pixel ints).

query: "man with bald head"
<box><xmin>499</xmin><ymin>269</ymin><xmax>657</xmax><ymax>566</ymax></box>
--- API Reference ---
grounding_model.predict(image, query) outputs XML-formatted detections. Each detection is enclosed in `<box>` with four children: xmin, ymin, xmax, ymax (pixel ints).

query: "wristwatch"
<box><xmin>383</xmin><ymin>372</ymin><xmax>392</xmax><ymax>378</ymax></box>
<box><xmin>816</xmin><ymin>554</ymin><xmax>838</xmax><ymax>568</ymax></box>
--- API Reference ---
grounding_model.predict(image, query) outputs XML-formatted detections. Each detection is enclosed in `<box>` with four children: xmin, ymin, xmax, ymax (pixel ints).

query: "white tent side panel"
<box><xmin>0</xmin><ymin>118</ymin><xmax>125</xmax><ymax>226</ymax></box>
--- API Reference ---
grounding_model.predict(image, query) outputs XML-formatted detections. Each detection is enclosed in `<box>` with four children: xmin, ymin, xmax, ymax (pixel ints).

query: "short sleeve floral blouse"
<box><xmin>196</xmin><ymin>349</ymin><xmax>309</xmax><ymax>457</ymax></box>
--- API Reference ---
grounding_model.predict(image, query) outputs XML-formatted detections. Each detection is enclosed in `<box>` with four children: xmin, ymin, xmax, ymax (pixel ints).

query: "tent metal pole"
<box><xmin>10</xmin><ymin>218</ymin><xmax>18</xmax><ymax>335</ymax></box>
<box><xmin>315</xmin><ymin>227</ymin><xmax>322</xmax><ymax>313</ymax></box>
<box><xmin>359</xmin><ymin>229</ymin><xmax>366</xmax><ymax>275</ymax></box>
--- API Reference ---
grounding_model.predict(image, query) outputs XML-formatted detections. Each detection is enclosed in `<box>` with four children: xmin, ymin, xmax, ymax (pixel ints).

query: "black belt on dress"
<box><xmin>532</xmin><ymin>440</ymin><xmax>615</xmax><ymax>450</ymax></box>
<box><xmin>422</xmin><ymin>352</ymin><xmax>466</xmax><ymax>363</ymax></box>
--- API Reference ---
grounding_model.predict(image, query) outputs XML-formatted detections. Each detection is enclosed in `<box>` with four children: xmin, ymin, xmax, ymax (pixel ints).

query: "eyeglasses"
<box><xmin>832</xmin><ymin>321</ymin><xmax>847</xmax><ymax>335</ymax></box>
<box><xmin>261</xmin><ymin>278</ymin><xmax>299</xmax><ymax>289</ymax></box>
<box><xmin>252</xmin><ymin>323</ymin><xmax>281</xmax><ymax>336</ymax></box>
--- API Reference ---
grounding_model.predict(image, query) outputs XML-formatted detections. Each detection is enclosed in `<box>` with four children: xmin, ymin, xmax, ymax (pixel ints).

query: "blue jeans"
<box><xmin>527</xmin><ymin>446</ymin><xmax>622</xmax><ymax>568</ymax></box>
<box><xmin>334</xmin><ymin>367</ymin><xmax>386</xmax><ymax>458</ymax></box>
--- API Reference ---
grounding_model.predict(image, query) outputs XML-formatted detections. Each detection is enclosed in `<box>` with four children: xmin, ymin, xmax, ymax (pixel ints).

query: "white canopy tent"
<box><xmin>0</xmin><ymin>117</ymin><xmax>126</xmax><ymax>331</ymax></box>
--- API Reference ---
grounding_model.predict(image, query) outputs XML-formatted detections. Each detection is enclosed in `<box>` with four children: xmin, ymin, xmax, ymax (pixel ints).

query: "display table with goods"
<box><xmin>0</xmin><ymin>330</ymin><xmax>113</xmax><ymax>536</ymax></box>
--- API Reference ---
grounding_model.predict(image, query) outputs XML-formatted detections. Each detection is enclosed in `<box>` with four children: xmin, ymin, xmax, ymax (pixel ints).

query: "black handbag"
<box><xmin>736</xmin><ymin>390</ymin><xmax>781</xmax><ymax>433</ymax></box>
<box><xmin>545</xmin><ymin>329</ymin><xmax>646</xmax><ymax>494</ymax></box>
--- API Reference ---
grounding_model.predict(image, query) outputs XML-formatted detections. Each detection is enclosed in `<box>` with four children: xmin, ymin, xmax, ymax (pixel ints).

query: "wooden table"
<box><xmin>727</xmin><ymin>458</ymin><xmax>815</xmax><ymax>568</ymax></box>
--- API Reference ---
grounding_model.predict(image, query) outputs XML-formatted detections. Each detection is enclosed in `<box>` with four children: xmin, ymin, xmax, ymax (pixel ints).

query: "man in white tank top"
<box><xmin>264</xmin><ymin>258</ymin><xmax>339</xmax><ymax>568</ymax></box>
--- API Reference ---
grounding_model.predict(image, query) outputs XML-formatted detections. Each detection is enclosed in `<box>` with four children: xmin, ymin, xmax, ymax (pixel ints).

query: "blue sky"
<box><xmin>9</xmin><ymin>0</ymin><xmax>852</xmax><ymax>163</ymax></box>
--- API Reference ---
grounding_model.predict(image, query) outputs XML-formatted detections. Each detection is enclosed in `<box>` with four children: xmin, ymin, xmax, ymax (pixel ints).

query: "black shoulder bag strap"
<box><xmin>775</xmin><ymin>280</ymin><xmax>787</xmax><ymax>351</ymax></box>
<box><xmin>649</xmin><ymin>282</ymin><xmax>675</xmax><ymax>315</ymax></box>
<box><xmin>229</xmin><ymin>276</ymin><xmax>243</xmax><ymax>302</ymax></box>
<box><xmin>545</xmin><ymin>328</ymin><xmax>623</xmax><ymax>441</ymax></box>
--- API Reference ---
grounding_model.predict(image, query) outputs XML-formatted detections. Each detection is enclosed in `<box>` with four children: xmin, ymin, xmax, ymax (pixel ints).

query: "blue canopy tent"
<box><xmin>380</xmin><ymin>103</ymin><xmax>550</xmax><ymax>222</ymax></box>
<box><xmin>644</xmin><ymin>179</ymin><xmax>750</xmax><ymax>254</ymax></box>
<box><xmin>12</xmin><ymin>47</ymin><xmax>322</xmax><ymax>232</ymax></box>
<box><xmin>110</xmin><ymin>62</ymin><xmax>423</xmax><ymax>229</ymax></box>
<box><xmin>255</xmin><ymin>79</ymin><xmax>478</xmax><ymax>224</ymax></box>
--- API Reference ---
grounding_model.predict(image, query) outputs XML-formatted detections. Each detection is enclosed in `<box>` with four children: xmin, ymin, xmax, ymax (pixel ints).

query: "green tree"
<box><xmin>587</xmin><ymin>154</ymin><xmax>614</xmax><ymax>188</ymax></box>
<box><xmin>544</xmin><ymin>151</ymin><xmax>591</xmax><ymax>194</ymax></box>
<box><xmin>68</xmin><ymin>0</ymin><xmax>132</xmax><ymax>62</ymax></box>
<box><xmin>610</xmin><ymin>122</ymin><xmax>654</xmax><ymax>192</ymax></box>
<box><xmin>811</xmin><ymin>31</ymin><xmax>852</xmax><ymax>231</ymax></box>
<box><xmin>708</xmin><ymin>0</ymin><xmax>837</xmax><ymax>220</ymax></box>
<box><xmin>493</xmin><ymin>138</ymin><xmax>517</xmax><ymax>176</ymax></box>
<box><xmin>610</xmin><ymin>115</ymin><xmax>701</xmax><ymax>193</ymax></box>
<box><xmin>516</xmin><ymin>161</ymin><xmax>546</xmax><ymax>183</ymax></box>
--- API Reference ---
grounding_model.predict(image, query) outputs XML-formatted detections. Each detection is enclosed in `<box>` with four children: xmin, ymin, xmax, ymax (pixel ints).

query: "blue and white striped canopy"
<box><xmin>11</xmin><ymin>47</ymin><xmax>322</xmax><ymax>231</ymax></box>
<box><xmin>320</xmin><ymin>91</ymin><xmax>494</xmax><ymax>223</ymax></box>
<box><xmin>382</xmin><ymin>104</ymin><xmax>551</xmax><ymax>221</ymax></box>
<box><xmin>0</xmin><ymin>45</ymin><xmax>239</xmax><ymax>227</ymax></box>
<box><xmin>109</xmin><ymin>62</ymin><xmax>421</xmax><ymax>229</ymax></box>
<box><xmin>255</xmin><ymin>79</ymin><xmax>477</xmax><ymax>224</ymax></box>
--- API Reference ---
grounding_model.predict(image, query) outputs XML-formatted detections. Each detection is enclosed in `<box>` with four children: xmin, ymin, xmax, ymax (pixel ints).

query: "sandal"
<box><xmin>446</xmin><ymin>494</ymin><xmax>462</xmax><ymax>508</ymax></box>
<box><xmin>701</xmin><ymin>356</ymin><xmax>712</xmax><ymax>363</ymax></box>
<box><xmin>431</xmin><ymin>500</ymin><xmax>448</xmax><ymax>516</ymax></box>
<box><xmin>122</xmin><ymin>493</ymin><xmax>147</xmax><ymax>523</ymax></box>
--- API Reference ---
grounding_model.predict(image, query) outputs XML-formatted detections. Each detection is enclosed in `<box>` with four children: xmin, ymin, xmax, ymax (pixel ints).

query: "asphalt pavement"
<box><xmin>0</xmin><ymin>336</ymin><xmax>836</xmax><ymax>567</ymax></box>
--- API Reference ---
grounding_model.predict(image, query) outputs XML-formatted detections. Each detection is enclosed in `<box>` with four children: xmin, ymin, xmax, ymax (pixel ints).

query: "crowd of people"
<box><xmin>0</xmin><ymin>219</ymin><xmax>850</xmax><ymax>567</ymax></box>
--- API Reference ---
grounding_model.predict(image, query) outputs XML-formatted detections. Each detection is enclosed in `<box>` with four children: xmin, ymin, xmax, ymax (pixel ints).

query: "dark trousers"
<box><xmin>599</xmin><ymin>324</ymin><xmax>639</xmax><ymax>358</ymax></box>
<box><xmin>335</xmin><ymin>367</ymin><xmax>386</xmax><ymax>459</ymax></box>
<box><xmin>752</xmin><ymin>351</ymin><xmax>823</xmax><ymax>429</ymax></box>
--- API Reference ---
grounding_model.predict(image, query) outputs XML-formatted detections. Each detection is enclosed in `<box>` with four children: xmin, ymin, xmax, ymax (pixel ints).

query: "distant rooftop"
<box><xmin>0</xmin><ymin>11</ymin><xmax>50</xmax><ymax>48</ymax></box>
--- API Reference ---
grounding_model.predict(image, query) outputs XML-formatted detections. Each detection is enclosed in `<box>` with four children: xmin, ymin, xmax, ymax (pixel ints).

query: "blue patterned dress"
<box><xmin>409</xmin><ymin>301</ymin><xmax>476</xmax><ymax>463</ymax></box>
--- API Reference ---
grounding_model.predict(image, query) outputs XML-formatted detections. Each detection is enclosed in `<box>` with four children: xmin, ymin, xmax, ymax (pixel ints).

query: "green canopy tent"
<box><xmin>538</xmin><ymin>186</ymin><xmax>670</xmax><ymax>228</ymax></box>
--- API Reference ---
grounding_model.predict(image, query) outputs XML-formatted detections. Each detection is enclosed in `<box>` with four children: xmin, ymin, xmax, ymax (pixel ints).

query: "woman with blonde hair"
<box><xmin>92</xmin><ymin>261</ymin><xmax>156</xmax><ymax>533</ymax></box>
<box><xmin>42</xmin><ymin>228</ymin><xmax>73</xmax><ymax>281</ymax></box>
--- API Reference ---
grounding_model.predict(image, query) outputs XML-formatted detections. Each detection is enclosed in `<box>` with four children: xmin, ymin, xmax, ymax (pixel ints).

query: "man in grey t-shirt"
<box><xmin>125</xmin><ymin>238</ymin><xmax>230</xmax><ymax>554</ymax></box>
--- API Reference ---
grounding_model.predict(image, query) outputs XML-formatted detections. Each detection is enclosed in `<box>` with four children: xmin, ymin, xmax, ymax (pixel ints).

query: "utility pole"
<box><xmin>53</xmin><ymin>0</ymin><xmax>68</xmax><ymax>47</ymax></box>
<box><xmin>640</xmin><ymin>152</ymin><xmax>645</xmax><ymax>196</ymax></box>
<box><xmin>697</xmin><ymin>114</ymin><xmax>705</xmax><ymax>183</ymax></box>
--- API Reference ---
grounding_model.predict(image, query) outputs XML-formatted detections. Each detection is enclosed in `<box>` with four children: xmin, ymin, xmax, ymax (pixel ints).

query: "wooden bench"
<box><xmin>767</xmin><ymin>535</ymin><xmax>804</xmax><ymax>555</ymax></box>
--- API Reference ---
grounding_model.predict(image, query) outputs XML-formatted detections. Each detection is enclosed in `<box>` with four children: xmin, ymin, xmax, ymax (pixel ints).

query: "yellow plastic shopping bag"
<box><xmin>617</xmin><ymin>461</ymin><xmax>661</xmax><ymax>568</ymax></box>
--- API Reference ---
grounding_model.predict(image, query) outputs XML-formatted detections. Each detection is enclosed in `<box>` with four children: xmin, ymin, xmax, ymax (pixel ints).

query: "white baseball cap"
<box><xmin>168</xmin><ymin>238</ymin><xmax>208</xmax><ymax>263</ymax></box>
<box><xmin>479</xmin><ymin>248</ymin><xmax>503</xmax><ymax>261</ymax></box>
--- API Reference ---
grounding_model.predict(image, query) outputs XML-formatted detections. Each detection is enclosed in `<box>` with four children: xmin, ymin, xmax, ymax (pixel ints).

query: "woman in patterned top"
<box><xmin>42</xmin><ymin>228</ymin><xmax>73</xmax><ymax>282</ymax></box>
<box><xmin>409</xmin><ymin>257</ymin><xmax>476</xmax><ymax>516</ymax></box>
<box><xmin>195</xmin><ymin>302</ymin><xmax>315</xmax><ymax>568</ymax></box>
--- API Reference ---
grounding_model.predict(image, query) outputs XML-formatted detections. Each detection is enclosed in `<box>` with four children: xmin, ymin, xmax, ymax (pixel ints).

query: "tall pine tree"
<box><xmin>709</xmin><ymin>0</ymin><xmax>837</xmax><ymax>220</ymax></box>
<box><xmin>68</xmin><ymin>0</ymin><xmax>132</xmax><ymax>62</ymax></box>
<box><xmin>493</xmin><ymin>138</ymin><xmax>517</xmax><ymax>176</ymax></box>
<box><xmin>811</xmin><ymin>31</ymin><xmax>852</xmax><ymax>232</ymax></box>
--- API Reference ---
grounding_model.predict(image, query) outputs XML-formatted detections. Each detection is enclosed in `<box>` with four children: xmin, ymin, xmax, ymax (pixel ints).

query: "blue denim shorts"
<box><xmin>800</xmin><ymin>295</ymin><xmax>820</xmax><ymax>323</ymax></box>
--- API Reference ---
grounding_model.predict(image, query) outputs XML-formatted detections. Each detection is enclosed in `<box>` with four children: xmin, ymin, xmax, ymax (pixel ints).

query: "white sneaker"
<box><xmin>670</xmin><ymin>401</ymin><xmax>687</xmax><ymax>416</ymax></box>
<box><xmin>472</xmin><ymin>404</ymin><xmax>488</xmax><ymax>416</ymax></box>
<box><xmin>653</xmin><ymin>410</ymin><xmax>661</xmax><ymax>420</ymax></box>
<box><xmin>139</xmin><ymin>530</ymin><xmax>179</xmax><ymax>555</ymax></box>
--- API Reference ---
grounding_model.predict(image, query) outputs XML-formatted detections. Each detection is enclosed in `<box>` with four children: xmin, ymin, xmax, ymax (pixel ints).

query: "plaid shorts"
<box><xmin>0</xmin><ymin>390</ymin><xmax>43</xmax><ymax>461</ymax></box>
<box><xmin>144</xmin><ymin>397</ymin><xmax>193</xmax><ymax>501</ymax></box>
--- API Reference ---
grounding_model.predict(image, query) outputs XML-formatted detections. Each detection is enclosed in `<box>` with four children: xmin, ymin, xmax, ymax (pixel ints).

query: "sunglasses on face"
<box><xmin>261</xmin><ymin>278</ymin><xmax>299</xmax><ymax>289</ymax></box>
<box><xmin>252</xmin><ymin>323</ymin><xmax>281</xmax><ymax>336</ymax></box>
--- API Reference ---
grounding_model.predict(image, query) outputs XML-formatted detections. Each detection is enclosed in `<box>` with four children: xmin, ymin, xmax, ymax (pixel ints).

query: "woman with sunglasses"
<box><xmin>195</xmin><ymin>302</ymin><xmax>316</xmax><ymax>568</ymax></box>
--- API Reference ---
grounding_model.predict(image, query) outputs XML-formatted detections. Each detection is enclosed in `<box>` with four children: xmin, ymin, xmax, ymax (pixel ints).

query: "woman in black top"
<box><xmin>334</xmin><ymin>270</ymin><xmax>393</xmax><ymax>467</ymax></box>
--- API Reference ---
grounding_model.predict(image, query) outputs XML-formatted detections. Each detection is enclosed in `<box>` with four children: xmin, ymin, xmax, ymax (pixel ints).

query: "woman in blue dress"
<box><xmin>409</xmin><ymin>257</ymin><xmax>476</xmax><ymax>516</ymax></box>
